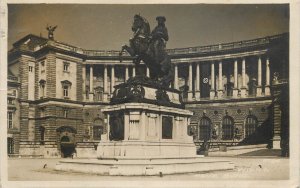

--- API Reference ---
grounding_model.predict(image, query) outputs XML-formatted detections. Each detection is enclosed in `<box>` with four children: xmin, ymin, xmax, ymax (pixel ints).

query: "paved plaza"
<box><xmin>8</xmin><ymin>156</ymin><xmax>289</xmax><ymax>181</ymax></box>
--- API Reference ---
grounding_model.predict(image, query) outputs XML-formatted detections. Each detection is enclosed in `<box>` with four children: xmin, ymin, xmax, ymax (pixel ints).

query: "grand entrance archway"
<box><xmin>56</xmin><ymin>126</ymin><xmax>77</xmax><ymax>158</ymax></box>
<box><xmin>60</xmin><ymin>136</ymin><xmax>75</xmax><ymax>158</ymax></box>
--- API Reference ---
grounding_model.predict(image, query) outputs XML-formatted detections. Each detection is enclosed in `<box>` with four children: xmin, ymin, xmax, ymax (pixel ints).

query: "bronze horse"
<box><xmin>120</xmin><ymin>15</ymin><xmax>174</xmax><ymax>87</ymax></box>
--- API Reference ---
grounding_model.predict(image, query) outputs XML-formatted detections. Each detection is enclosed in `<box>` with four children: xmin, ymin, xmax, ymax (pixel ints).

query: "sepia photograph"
<box><xmin>1</xmin><ymin>2</ymin><xmax>299</xmax><ymax>188</ymax></box>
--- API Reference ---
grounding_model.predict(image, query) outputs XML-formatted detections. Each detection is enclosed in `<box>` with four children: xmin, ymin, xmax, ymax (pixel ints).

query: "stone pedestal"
<box><xmin>217</xmin><ymin>89</ymin><xmax>223</xmax><ymax>98</ymax></box>
<box><xmin>232</xmin><ymin>88</ymin><xmax>239</xmax><ymax>98</ymax></box>
<box><xmin>56</xmin><ymin>76</ymin><xmax>234</xmax><ymax>175</ymax></box>
<box><xmin>272</xmin><ymin>136</ymin><xmax>281</xmax><ymax>149</ymax></box>
<box><xmin>240</xmin><ymin>87</ymin><xmax>247</xmax><ymax>98</ymax></box>
<box><xmin>89</xmin><ymin>93</ymin><xmax>94</xmax><ymax>101</ymax></box>
<box><xmin>256</xmin><ymin>86</ymin><xmax>262</xmax><ymax>97</ymax></box>
<box><xmin>103</xmin><ymin>92</ymin><xmax>108</xmax><ymax>102</ymax></box>
<box><xmin>265</xmin><ymin>85</ymin><xmax>270</xmax><ymax>96</ymax></box>
<box><xmin>210</xmin><ymin>90</ymin><xmax>215</xmax><ymax>99</ymax></box>
<box><xmin>187</xmin><ymin>91</ymin><xmax>193</xmax><ymax>101</ymax></box>
<box><xmin>98</xmin><ymin>102</ymin><xmax>195</xmax><ymax>158</ymax></box>
<box><xmin>195</xmin><ymin>91</ymin><xmax>200</xmax><ymax>101</ymax></box>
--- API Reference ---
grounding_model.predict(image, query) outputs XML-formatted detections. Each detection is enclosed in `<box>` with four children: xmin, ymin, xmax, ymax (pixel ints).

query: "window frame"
<box><xmin>198</xmin><ymin>117</ymin><xmax>212</xmax><ymax>141</ymax></box>
<box><xmin>63</xmin><ymin>61</ymin><xmax>70</xmax><ymax>72</ymax></box>
<box><xmin>245</xmin><ymin>115</ymin><xmax>258</xmax><ymax>137</ymax></box>
<box><xmin>93</xmin><ymin>126</ymin><xmax>103</xmax><ymax>140</ymax></box>
<box><xmin>7</xmin><ymin>111</ymin><xmax>13</xmax><ymax>129</ymax></box>
<box><xmin>222</xmin><ymin>116</ymin><xmax>234</xmax><ymax>140</ymax></box>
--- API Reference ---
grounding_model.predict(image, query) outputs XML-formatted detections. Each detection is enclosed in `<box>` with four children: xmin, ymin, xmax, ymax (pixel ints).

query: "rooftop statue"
<box><xmin>46</xmin><ymin>25</ymin><xmax>57</xmax><ymax>40</ymax></box>
<box><xmin>120</xmin><ymin>15</ymin><xmax>174</xmax><ymax>88</ymax></box>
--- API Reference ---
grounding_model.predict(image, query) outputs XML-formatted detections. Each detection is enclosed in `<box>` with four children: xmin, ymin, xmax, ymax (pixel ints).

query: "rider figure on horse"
<box><xmin>150</xmin><ymin>16</ymin><xmax>169</xmax><ymax>65</ymax></box>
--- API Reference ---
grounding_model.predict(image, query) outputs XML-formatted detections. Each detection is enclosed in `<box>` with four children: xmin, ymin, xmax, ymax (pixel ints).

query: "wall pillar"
<box><xmin>146</xmin><ymin>67</ymin><xmax>150</xmax><ymax>77</ymax></box>
<box><xmin>217</xmin><ymin>61</ymin><xmax>223</xmax><ymax>98</ymax></box>
<box><xmin>110</xmin><ymin>65</ymin><xmax>115</xmax><ymax>95</ymax></box>
<box><xmin>125</xmin><ymin>65</ymin><xmax>129</xmax><ymax>82</ymax></box>
<box><xmin>103</xmin><ymin>65</ymin><xmax>108</xmax><ymax>102</ymax></box>
<box><xmin>240</xmin><ymin>58</ymin><xmax>247</xmax><ymax>98</ymax></box>
<box><xmin>195</xmin><ymin>63</ymin><xmax>201</xmax><ymax>100</ymax></box>
<box><xmin>256</xmin><ymin>57</ymin><xmax>262</xmax><ymax>96</ymax></box>
<box><xmin>232</xmin><ymin>59</ymin><xmax>239</xmax><ymax>98</ymax></box>
<box><xmin>188</xmin><ymin>63</ymin><xmax>193</xmax><ymax>101</ymax></box>
<box><xmin>89</xmin><ymin>65</ymin><xmax>94</xmax><ymax>101</ymax></box>
<box><xmin>82</xmin><ymin>64</ymin><xmax>86</xmax><ymax>101</ymax></box>
<box><xmin>210</xmin><ymin>62</ymin><xmax>215</xmax><ymax>99</ymax></box>
<box><xmin>265</xmin><ymin>58</ymin><xmax>271</xmax><ymax>96</ymax></box>
<box><xmin>174</xmin><ymin>64</ymin><xmax>179</xmax><ymax>90</ymax></box>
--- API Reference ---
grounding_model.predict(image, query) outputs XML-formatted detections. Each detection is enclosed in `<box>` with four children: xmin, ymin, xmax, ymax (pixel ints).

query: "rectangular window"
<box><xmin>40</xmin><ymin>61</ymin><xmax>45</xmax><ymax>72</ymax></box>
<box><xmin>7</xmin><ymin>138</ymin><xmax>14</xmax><ymax>154</ymax></box>
<box><xmin>7</xmin><ymin>112</ymin><xmax>13</xmax><ymax>129</ymax></box>
<box><xmin>63</xmin><ymin>86</ymin><xmax>69</xmax><ymax>97</ymax></box>
<box><xmin>29</xmin><ymin>66</ymin><xmax>33</xmax><ymax>72</ymax></box>
<box><xmin>162</xmin><ymin>116</ymin><xmax>173</xmax><ymax>139</ymax></box>
<box><xmin>63</xmin><ymin>62</ymin><xmax>70</xmax><ymax>72</ymax></box>
<box><xmin>8</xmin><ymin>99</ymin><xmax>13</xmax><ymax>104</ymax></box>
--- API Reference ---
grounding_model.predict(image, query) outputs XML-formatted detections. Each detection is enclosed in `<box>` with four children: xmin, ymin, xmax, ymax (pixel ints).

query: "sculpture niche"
<box><xmin>120</xmin><ymin>15</ymin><xmax>174</xmax><ymax>88</ymax></box>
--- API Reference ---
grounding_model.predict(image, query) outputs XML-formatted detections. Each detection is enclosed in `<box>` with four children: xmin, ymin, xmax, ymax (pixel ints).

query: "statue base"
<box><xmin>55</xmin><ymin>76</ymin><xmax>234</xmax><ymax>175</ymax></box>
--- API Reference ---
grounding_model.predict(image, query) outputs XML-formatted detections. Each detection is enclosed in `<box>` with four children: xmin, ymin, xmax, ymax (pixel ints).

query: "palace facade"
<box><xmin>7</xmin><ymin>33</ymin><xmax>289</xmax><ymax>158</ymax></box>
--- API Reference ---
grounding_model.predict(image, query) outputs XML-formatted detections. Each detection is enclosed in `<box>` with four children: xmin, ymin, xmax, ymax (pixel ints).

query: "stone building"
<box><xmin>7</xmin><ymin>33</ymin><xmax>289</xmax><ymax>158</ymax></box>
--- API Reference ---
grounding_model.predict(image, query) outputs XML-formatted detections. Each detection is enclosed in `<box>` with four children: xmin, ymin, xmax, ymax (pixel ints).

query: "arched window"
<box><xmin>93</xmin><ymin>126</ymin><xmax>103</xmax><ymax>140</ymax></box>
<box><xmin>222</xmin><ymin>116</ymin><xmax>234</xmax><ymax>140</ymax></box>
<box><xmin>39</xmin><ymin>79</ymin><xmax>46</xmax><ymax>98</ymax></box>
<box><xmin>199</xmin><ymin>117</ymin><xmax>211</xmax><ymax>141</ymax></box>
<box><xmin>245</xmin><ymin>115</ymin><xmax>258</xmax><ymax>137</ymax></box>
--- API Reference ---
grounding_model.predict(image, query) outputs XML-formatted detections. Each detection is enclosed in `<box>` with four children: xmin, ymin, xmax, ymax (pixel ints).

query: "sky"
<box><xmin>8</xmin><ymin>4</ymin><xmax>289</xmax><ymax>50</ymax></box>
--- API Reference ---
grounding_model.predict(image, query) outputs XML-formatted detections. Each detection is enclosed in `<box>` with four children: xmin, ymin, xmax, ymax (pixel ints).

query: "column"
<box><xmin>146</xmin><ymin>67</ymin><xmax>150</xmax><ymax>77</ymax></box>
<box><xmin>188</xmin><ymin>63</ymin><xmax>193</xmax><ymax>101</ymax></box>
<box><xmin>217</xmin><ymin>61</ymin><xmax>223</xmax><ymax>98</ymax></box>
<box><xmin>256</xmin><ymin>57</ymin><xmax>262</xmax><ymax>96</ymax></box>
<box><xmin>240</xmin><ymin>58</ymin><xmax>247</xmax><ymax>98</ymax></box>
<box><xmin>125</xmin><ymin>65</ymin><xmax>129</xmax><ymax>81</ymax></box>
<box><xmin>132</xmin><ymin>66</ymin><xmax>136</xmax><ymax>77</ymax></box>
<box><xmin>103</xmin><ymin>65</ymin><xmax>108</xmax><ymax>102</ymax></box>
<box><xmin>124</xmin><ymin>112</ymin><xmax>129</xmax><ymax>140</ymax></box>
<box><xmin>89</xmin><ymin>65</ymin><xmax>94</xmax><ymax>101</ymax></box>
<box><xmin>174</xmin><ymin>64</ymin><xmax>179</xmax><ymax>90</ymax></box>
<box><xmin>82</xmin><ymin>64</ymin><xmax>86</xmax><ymax>101</ymax></box>
<box><xmin>265</xmin><ymin>58</ymin><xmax>271</xmax><ymax>96</ymax></box>
<box><xmin>110</xmin><ymin>65</ymin><xmax>115</xmax><ymax>95</ymax></box>
<box><xmin>195</xmin><ymin>63</ymin><xmax>201</xmax><ymax>100</ymax></box>
<box><xmin>232</xmin><ymin>59</ymin><xmax>239</xmax><ymax>98</ymax></box>
<box><xmin>210</xmin><ymin>62</ymin><xmax>215</xmax><ymax>99</ymax></box>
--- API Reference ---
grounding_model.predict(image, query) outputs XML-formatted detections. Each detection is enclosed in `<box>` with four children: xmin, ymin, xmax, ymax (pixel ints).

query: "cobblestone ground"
<box><xmin>7</xmin><ymin>156</ymin><xmax>289</xmax><ymax>181</ymax></box>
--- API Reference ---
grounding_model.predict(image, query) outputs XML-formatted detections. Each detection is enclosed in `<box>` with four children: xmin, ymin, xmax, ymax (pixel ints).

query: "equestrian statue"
<box><xmin>120</xmin><ymin>15</ymin><xmax>174</xmax><ymax>88</ymax></box>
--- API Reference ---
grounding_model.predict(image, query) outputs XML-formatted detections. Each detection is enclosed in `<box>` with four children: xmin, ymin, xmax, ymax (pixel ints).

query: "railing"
<box><xmin>27</xmin><ymin>33</ymin><xmax>287</xmax><ymax>57</ymax></box>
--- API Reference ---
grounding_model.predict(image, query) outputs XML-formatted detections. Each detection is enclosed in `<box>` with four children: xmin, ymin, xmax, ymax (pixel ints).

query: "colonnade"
<box><xmin>82</xmin><ymin>64</ymin><xmax>150</xmax><ymax>102</ymax></box>
<box><xmin>83</xmin><ymin>56</ymin><xmax>271</xmax><ymax>102</ymax></box>
<box><xmin>173</xmin><ymin>56</ymin><xmax>271</xmax><ymax>101</ymax></box>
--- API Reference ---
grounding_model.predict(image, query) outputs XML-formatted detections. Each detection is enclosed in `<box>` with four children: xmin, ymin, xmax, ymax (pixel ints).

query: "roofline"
<box><xmin>12</xmin><ymin>32</ymin><xmax>288</xmax><ymax>53</ymax></box>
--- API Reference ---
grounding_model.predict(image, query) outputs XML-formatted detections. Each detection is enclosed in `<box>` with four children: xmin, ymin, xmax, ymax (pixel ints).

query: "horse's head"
<box><xmin>132</xmin><ymin>14</ymin><xmax>150</xmax><ymax>35</ymax></box>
